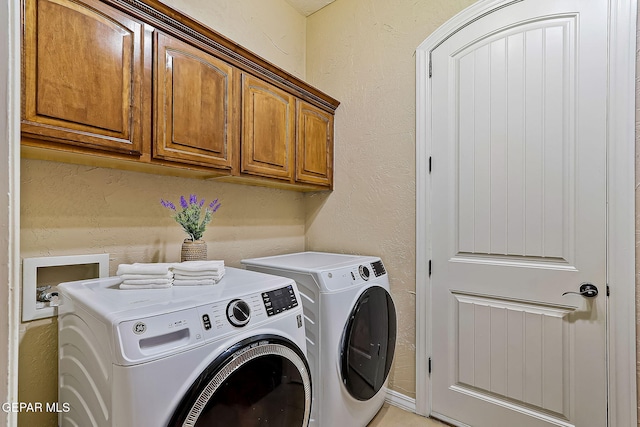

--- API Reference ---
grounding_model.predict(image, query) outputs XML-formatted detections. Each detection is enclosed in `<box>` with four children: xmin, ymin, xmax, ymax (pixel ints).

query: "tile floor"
<box><xmin>368</xmin><ymin>404</ymin><xmax>449</xmax><ymax>426</ymax></box>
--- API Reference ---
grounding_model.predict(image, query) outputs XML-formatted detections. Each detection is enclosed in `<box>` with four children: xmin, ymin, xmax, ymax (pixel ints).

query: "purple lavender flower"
<box><xmin>209</xmin><ymin>198</ymin><xmax>221</xmax><ymax>213</ymax></box>
<box><xmin>161</xmin><ymin>195</ymin><xmax>222</xmax><ymax>241</ymax></box>
<box><xmin>160</xmin><ymin>199</ymin><xmax>176</xmax><ymax>211</ymax></box>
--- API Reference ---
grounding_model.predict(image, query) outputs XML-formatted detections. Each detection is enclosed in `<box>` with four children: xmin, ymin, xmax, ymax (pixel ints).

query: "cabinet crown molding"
<box><xmin>106</xmin><ymin>0</ymin><xmax>339</xmax><ymax>113</ymax></box>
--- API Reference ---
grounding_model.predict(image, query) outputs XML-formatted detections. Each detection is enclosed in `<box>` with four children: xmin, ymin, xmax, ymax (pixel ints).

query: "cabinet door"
<box><xmin>296</xmin><ymin>101</ymin><xmax>333</xmax><ymax>188</ymax></box>
<box><xmin>154</xmin><ymin>33</ymin><xmax>237</xmax><ymax>170</ymax></box>
<box><xmin>22</xmin><ymin>0</ymin><xmax>148</xmax><ymax>155</ymax></box>
<box><xmin>241</xmin><ymin>74</ymin><xmax>295</xmax><ymax>181</ymax></box>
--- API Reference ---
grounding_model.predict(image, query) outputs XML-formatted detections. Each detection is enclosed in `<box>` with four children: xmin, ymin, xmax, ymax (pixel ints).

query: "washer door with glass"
<box><xmin>340</xmin><ymin>285</ymin><xmax>397</xmax><ymax>401</ymax></box>
<box><xmin>168</xmin><ymin>335</ymin><xmax>311</xmax><ymax>427</ymax></box>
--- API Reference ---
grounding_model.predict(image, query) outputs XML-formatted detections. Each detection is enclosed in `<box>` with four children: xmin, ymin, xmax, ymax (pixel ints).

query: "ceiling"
<box><xmin>284</xmin><ymin>0</ymin><xmax>335</xmax><ymax>16</ymax></box>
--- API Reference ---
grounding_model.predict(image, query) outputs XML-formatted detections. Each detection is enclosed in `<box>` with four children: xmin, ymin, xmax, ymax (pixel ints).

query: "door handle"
<box><xmin>562</xmin><ymin>283</ymin><xmax>598</xmax><ymax>298</ymax></box>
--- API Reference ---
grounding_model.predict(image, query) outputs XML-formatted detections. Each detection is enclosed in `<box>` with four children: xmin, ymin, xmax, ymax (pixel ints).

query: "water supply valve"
<box><xmin>36</xmin><ymin>286</ymin><xmax>60</xmax><ymax>307</ymax></box>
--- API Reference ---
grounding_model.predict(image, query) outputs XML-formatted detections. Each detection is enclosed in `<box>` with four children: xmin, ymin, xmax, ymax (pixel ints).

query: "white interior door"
<box><xmin>429</xmin><ymin>1</ymin><xmax>608</xmax><ymax>426</ymax></box>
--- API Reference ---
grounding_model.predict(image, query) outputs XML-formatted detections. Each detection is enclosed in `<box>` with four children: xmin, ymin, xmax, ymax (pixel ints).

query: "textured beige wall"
<box><xmin>304</xmin><ymin>0</ymin><xmax>477</xmax><ymax>398</ymax></box>
<box><xmin>18</xmin><ymin>1</ymin><xmax>307</xmax><ymax>425</ymax></box>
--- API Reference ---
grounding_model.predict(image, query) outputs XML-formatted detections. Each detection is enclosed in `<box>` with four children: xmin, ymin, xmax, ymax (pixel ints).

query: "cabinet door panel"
<box><xmin>296</xmin><ymin>101</ymin><xmax>333</xmax><ymax>187</ymax></box>
<box><xmin>154</xmin><ymin>33</ymin><xmax>237</xmax><ymax>170</ymax></box>
<box><xmin>241</xmin><ymin>74</ymin><xmax>295</xmax><ymax>181</ymax></box>
<box><xmin>22</xmin><ymin>0</ymin><xmax>146</xmax><ymax>154</ymax></box>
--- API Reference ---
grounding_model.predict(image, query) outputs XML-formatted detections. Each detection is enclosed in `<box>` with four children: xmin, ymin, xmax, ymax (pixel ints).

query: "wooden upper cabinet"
<box><xmin>296</xmin><ymin>101</ymin><xmax>334</xmax><ymax>187</ymax></box>
<box><xmin>22</xmin><ymin>0</ymin><xmax>149</xmax><ymax>155</ymax></box>
<box><xmin>154</xmin><ymin>33</ymin><xmax>238</xmax><ymax>170</ymax></box>
<box><xmin>241</xmin><ymin>74</ymin><xmax>295</xmax><ymax>181</ymax></box>
<box><xmin>21</xmin><ymin>0</ymin><xmax>339</xmax><ymax>190</ymax></box>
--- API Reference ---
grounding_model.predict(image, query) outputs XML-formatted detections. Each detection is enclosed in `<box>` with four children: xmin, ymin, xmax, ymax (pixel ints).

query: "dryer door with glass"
<box><xmin>340</xmin><ymin>285</ymin><xmax>397</xmax><ymax>401</ymax></box>
<box><xmin>168</xmin><ymin>335</ymin><xmax>311</xmax><ymax>427</ymax></box>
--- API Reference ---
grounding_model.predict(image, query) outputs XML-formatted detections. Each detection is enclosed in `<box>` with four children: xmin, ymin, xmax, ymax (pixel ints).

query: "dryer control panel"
<box><xmin>349</xmin><ymin>260</ymin><xmax>387</xmax><ymax>282</ymax></box>
<box><xmin>322</xmin><ymin>259</ymin><xmax>389</xmax><ymax>292</ymax></box>
<box><xmin>371</xmin><ymin>260</ymin><xmax>386</xmax><ymax>277</ymax></box>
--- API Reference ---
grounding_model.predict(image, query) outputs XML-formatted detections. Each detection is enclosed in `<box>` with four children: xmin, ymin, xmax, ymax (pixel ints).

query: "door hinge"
<box><xmin>428</xmin><ymin>357</ymin><xmax>432</xmax><ymax>374</ymax></box>
<box><xmin>428</xmin><ymin>260</ymin><xmax>432</xmax><ymax>277</ymax></box>
<box><xmin>428</xmin><ymin>51</ymin><xmax>433</xmax><ymax>78</ymax></box>
<box><xmin>429</xmin><ymin>156</ymin><xmax>432</xmax><ymax>173</ymax></box>
<box><xmin>607</xmin><ymin>285</ymin><xmax>610</xmax><ymax>296</ymax></box>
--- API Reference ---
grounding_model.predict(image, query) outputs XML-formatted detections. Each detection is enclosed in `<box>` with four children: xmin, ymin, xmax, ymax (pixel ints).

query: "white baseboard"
<box><xmin>385</xmin><ymin>389</ymin><xmax>417</xmax><ymax>413</ymax></box>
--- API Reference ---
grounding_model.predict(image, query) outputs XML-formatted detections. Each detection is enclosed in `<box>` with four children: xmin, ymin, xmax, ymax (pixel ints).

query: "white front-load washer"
<box><xmin>56</xmin><ymin>267</ymin><xmax>311</xmax><ymax>427</ymax></box>
<box><xmin>242</xmin><ymin>252</ymin><xmax>397</xmax><ymax>427</ymax></box>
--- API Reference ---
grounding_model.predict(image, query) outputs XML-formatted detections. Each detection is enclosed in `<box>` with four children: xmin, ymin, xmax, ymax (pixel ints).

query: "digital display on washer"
<box><xmin>262</xmin><ymin>285</ymin><xmax>298</xmax><ymax>316</ymax></box>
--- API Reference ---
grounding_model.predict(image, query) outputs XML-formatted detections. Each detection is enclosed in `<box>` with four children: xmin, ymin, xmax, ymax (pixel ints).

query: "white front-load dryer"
<box><xmin>242</xmin><ymin>252</ymin><xmax>397</xmax><ymax>427</ymax></box>
<box><xmin>57</xmin><ymin>267</ymin><xmax>311</xmax><ymax>427</ymax></box>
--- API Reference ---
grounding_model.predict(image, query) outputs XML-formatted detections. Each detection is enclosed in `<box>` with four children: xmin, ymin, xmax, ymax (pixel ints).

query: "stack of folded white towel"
<box><xmin>116</xmin><ymin>261</ymin><xmax>225</xmax><ymax>289</ymax></box>
<box><xmin>172</xmin><ymin>261</ymin><xmax>226</xmax><ymax>286</ymax></box>
<box><xmin>116</xmin><ymin>263</ymin><xmax>174</xmax><ymax>289</ymax></box>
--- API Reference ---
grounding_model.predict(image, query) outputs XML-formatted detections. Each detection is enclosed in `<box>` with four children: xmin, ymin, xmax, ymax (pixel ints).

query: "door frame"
<box><xmin>415</xmin><ymin>0</ymin><xmax>638</xmax><ymax>425</ymax></box>
<box><xmin>1</xmin><ymin>0</ymin><xmax>21</xmax><ymax>425</ymax></box>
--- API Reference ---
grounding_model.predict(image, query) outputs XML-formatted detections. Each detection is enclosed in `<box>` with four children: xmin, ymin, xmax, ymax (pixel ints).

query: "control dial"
<box><xmin>227</xmin><ymin>299</ymin><xmax>251</xmax><ymax>327</ymax></box>
<box><xmin>358</xmin><ymin>265</ymin><xmax>370</xmax><ymax>281</ymax></box>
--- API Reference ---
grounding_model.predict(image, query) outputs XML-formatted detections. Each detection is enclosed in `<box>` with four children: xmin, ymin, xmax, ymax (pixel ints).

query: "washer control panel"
<box><xmin>262</xmin><ymin>284</ymin><xmax>298</xmax><ymax>317</ymax></box>
<box><xmin>226</xmin><ymin>299</ymin><xmax>251</xmax><ymax>327</ymax></box>
<box><xmin>198</xmin><ymin>292</ymin><xmax>266</xmax><ymax>339</ymax></box>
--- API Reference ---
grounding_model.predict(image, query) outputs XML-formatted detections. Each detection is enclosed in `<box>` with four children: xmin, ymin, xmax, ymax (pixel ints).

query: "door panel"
<box><xmin>453</xmin><ymin>293</ymin><xmax>573</xmax><ymax>417</ymax></box>
<box><xmin>430</xmin><ymin>1</ymin><xmax>607</xmax><ymax>426</ymax></box>
<box><xmin>456</xmin><ymin>18</ymin><xmax>573</xmax><ymax>262</ymax></box>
